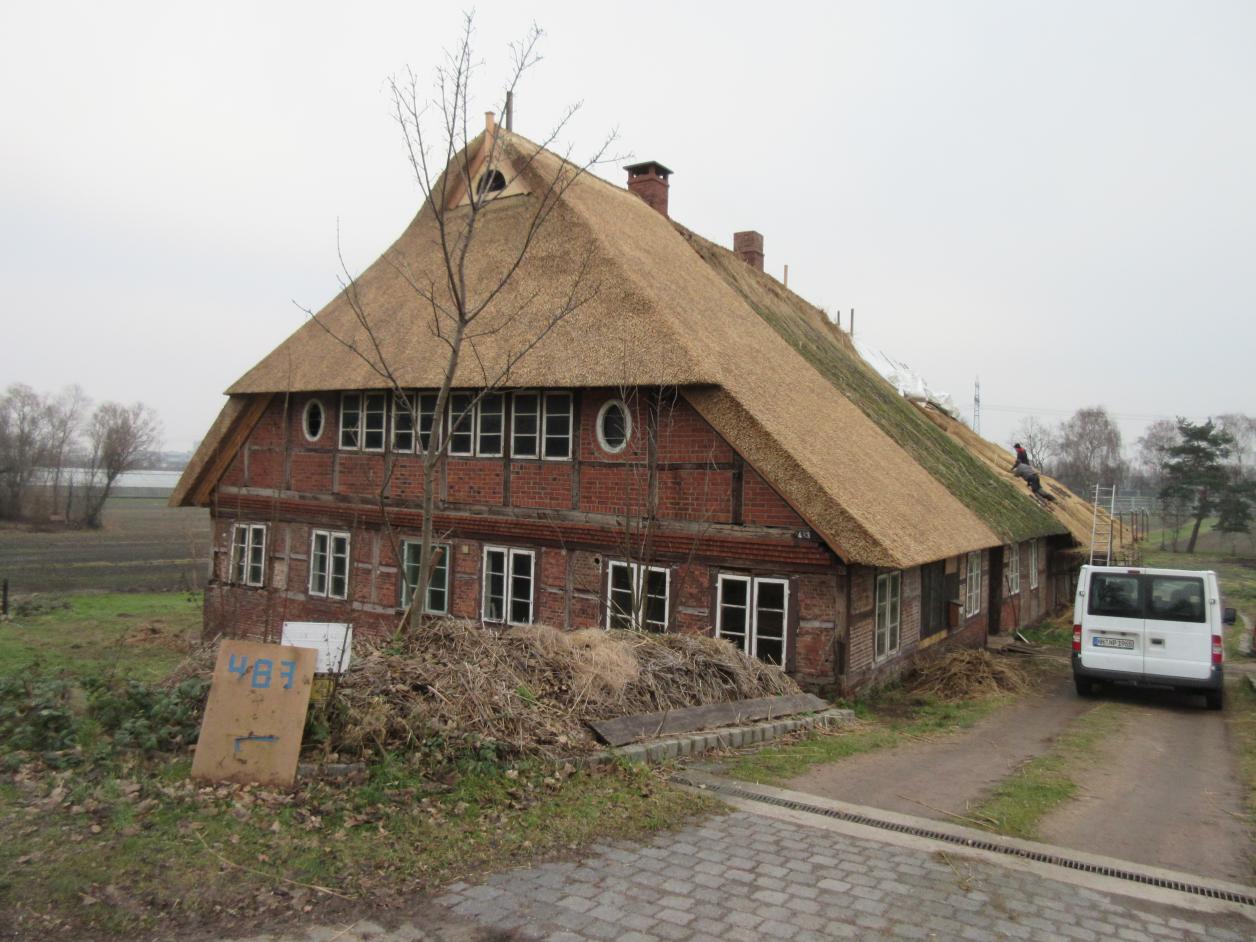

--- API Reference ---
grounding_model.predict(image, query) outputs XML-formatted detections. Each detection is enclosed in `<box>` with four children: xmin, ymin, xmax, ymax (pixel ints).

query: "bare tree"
<box><xmin>299</xmin><ymin>15</ymin><xmax>614</xmax><ymax>636</ymax></box>
<box><xmin>1054</xmin><ymin>406</ymin><xmax>1125</xmax><ymax>497</ymax></box>
<box><xmin>46</xmin><ymin>385</ymin><xmax>89</xmax><ymax>518</ymax></box>
<box><xmin>1217</xmin><ymin>413</ymin><xmax>1256</xmax><ymax>475</ymax></box>
<box><xmin>0</xmin><ymin>384</ymin><xmax>52</xmax><ymax>520</ymax></box>
<box><xmin>1009</xmin><ymin>416</ymin><xmax>1056</xmax><ymax>473</ymax></box>
<box><xmin>81</xmin><ymin>402</ymin><xmax>162</xmax><ymax>528</ymax></box>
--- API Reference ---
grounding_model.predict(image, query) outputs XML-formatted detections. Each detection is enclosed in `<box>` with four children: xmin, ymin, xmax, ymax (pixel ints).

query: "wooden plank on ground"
<box><xmin>588</xmin><ymin>693</ymin><xmax>830</xmax><ymax>747</ymax></box>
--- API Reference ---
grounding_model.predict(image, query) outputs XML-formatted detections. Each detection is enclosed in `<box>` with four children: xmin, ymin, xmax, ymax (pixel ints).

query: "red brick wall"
<box><xmin>742</xmin><ymin>468</ymin><xmax>805</xmax><ymax>528</ymax></box>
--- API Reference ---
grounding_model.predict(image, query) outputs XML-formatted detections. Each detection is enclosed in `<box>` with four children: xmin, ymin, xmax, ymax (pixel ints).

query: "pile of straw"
<box><xmin>331</xmin><ymin>619</ymin><xmax>799</xmax><ymax>758</ymax></box>
<box><xmin>910</xmin><ymin>649</ymin><xmax>1029</xmax><ymax>702</ymax></box>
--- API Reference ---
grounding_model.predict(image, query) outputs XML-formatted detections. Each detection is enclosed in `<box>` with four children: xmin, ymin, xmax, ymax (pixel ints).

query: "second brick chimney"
<box><xmin>733</xmin><ymin>230</ymin><xmax>764</xmax><ymax>271</ymax></box>
<box><xmin>625</xmin><ymin>161</ymin><xmax>673</xmax><ymax>217</ymax></box>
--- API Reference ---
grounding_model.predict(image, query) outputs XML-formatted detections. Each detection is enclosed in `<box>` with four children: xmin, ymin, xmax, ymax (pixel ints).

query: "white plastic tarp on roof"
<box><xmin>852</xmin><ymin>339</ymin><xmax>960</xmax><ymax>418</ymax></box>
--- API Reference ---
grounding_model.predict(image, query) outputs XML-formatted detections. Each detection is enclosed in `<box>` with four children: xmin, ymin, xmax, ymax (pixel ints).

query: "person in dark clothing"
<box><xmin>1010</xmin><ymin>447</ymin><xmax>1056</xmax><ymax>502</ymax></box>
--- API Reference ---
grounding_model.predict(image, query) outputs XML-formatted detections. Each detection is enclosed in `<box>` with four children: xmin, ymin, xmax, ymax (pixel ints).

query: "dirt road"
<box><xmin>785</xmin><ymin>673</ymin><xmax>1090</xmax><ymax>823</ymax></box>
<box><xmin>784</xmin><ymin>671</ymin><xmax>1253</xmax><ymax>884</ymax></box>
<box><xmin>1038</xmin><ymin>685</ymin><xmax>1252</xmax><ymax>883</ymax></box>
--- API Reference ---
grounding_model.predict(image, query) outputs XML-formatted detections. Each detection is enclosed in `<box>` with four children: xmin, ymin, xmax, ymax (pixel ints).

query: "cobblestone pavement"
<box><xmin>428</xmin><ymin>809</ymin><xmax>1255</xmax><ymax>942</ymax></box>
<box><xmin>243</xmin><ymin>804</ymin><xmax>1256</xmax><ymax>942</ymax></box>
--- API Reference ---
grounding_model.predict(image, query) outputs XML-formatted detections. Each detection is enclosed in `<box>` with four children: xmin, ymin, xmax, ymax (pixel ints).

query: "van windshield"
<box><xmin>1088</xmin><ymin>573</ymin><xmax>1141</xmax><ymax>618</ymax></box>
<box><xmin>1147</xmin><ymin>576</ymin><xmax>1205</xmax><ymax>623</ymax></box>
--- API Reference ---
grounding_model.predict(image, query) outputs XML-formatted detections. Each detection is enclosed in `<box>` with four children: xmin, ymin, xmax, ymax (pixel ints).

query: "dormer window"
<box><xmin>476</xmin><ymin>169</ymin><xmax>507</xmax><ymax>198</ymax></box>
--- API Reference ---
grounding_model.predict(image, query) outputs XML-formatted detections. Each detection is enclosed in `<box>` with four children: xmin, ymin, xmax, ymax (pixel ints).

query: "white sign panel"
<box><xmin>280</xmin><ymin>622</ymin><xmax>352</xmax><ymax>674</ymax></box>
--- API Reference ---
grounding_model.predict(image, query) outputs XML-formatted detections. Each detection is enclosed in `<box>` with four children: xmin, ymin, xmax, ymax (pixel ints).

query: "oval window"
<box><xmin>303</xmin><ymin>399</ymin><xmax>325</xmax><ymax>442</ymax></box>
<box><xmin>597</xmin><ymin>400</ymin><xmax>631</xmax><ymax>453</ymax></box>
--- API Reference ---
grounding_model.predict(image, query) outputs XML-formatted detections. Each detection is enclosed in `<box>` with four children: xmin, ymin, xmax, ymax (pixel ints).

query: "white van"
<box><xmin>1072</xmin><ymin>565</ymin><xmax>1225</xmax><ymax>709</ymax></box>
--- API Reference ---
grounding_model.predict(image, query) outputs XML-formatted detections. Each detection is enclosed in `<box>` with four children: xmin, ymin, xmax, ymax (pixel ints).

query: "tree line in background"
<box><xmin>0</xmin><ymin>384</ymin><xmax>162</xmax><ymax>528</ymax></box>
<box><xmin>1011</xmin><ymin>407</ymin><xmax>1256</xmax><ymax>553</ymax></box>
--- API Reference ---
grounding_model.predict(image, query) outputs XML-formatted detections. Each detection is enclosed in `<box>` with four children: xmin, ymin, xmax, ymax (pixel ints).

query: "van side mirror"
<box><xmin>1223</xmin><ymin>607</ymin><xmax>1237</xmax><ymax>625</ymax></box>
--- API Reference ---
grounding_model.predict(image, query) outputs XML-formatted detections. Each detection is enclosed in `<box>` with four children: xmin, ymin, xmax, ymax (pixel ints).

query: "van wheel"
<box><xmin>1205</xmin><ymin>689</ymin><xmax>1224</xmax><ymax>711</ymax></box>
<box><xmin>1075</xmin><ymin>677</ymin><xmax>1095</xmax><ymax>697</ymax></box>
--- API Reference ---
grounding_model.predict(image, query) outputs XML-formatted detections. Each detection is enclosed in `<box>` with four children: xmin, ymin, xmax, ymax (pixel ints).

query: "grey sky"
<box><xmin>2</xmin><ymin>0</ymin><xmax>1253</xmax><ymax>455</ymax></box>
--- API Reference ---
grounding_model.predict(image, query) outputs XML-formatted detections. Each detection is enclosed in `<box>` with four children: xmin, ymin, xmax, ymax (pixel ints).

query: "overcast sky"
<box><xmin>2</xmin><ymin>1</ymin><xmax>1253</xmax><ymax>455</ymax></box>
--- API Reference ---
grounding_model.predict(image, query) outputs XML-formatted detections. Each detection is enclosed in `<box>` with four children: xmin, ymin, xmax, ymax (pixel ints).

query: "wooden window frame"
<box><xmin>1006</xmin><ymin>544</ymin><xmax>1020</xmax><ymax>595</ymax></box>
<box><xmin>715</xmin><ymin>573</ymin><xmax>790</xmax><ymax>666</ymax></box>
<box><xmin>605</xmin><ymin>560</ymin><xmax>670</xmax><ymax>632</ymax></box>
<box><xmin>595</xmin><ymin>399</ymin><xmax>632</xmax><ymax>455</ymax></box>
<box><xmin>875</xmin><ymin>570</ymin><xmax>902</xmax><ymax>660</ymax></box>
<box><xmin>542</xmin><ymin>391</ymin><xmax>573</xmax><ymax>461</ymax></box>
<box><xmin>1029</xmin><ymin>539</ymin><xmax>1040</xmax><ymax>590</ymax></box>
<box><xmin>302</xmin><ymin>398</ymin><xmax>325</xmax><ymax>443</ymax></box>
<box><xmin>391</xmin><ymin>391</ymin><xmax>416</xmax><ymax>453</ymax></box>
<box><xmin>309</xmin><ymin>529</ymin><xmax>351</xmax><ymax>600</ymax></box>
<box><xmin>481</xmin><ymin>546</ymin><xmax>536</xmax><ymax>626</ymax></box>
<box><xmin>510</xmin><ymin>391</ymin><xmax>541</xmax><ymax>459</ymax></box>
<box><xmin>965</xmin><ymin>551</ymin><xmax>982</xmax><ymax>617</ymax></box>
<box><xmin>339</xmin><ymin>392</ymin><xmax>362</xmax><ymax>450</ymax></box>
<box><xmin>229</xmin><ymin>523</ymin><xmax>267</xmax><ymax>587</ymax></box>
<box><xmin>447</xmin><ymin>392</ymin><xmax>476</xmax><ymax>457</ymax></box>
<box><xmin>400</xmin><ymin>540</ymin><xmax>451</xmax><ymax>614</ymax></box>
<box><xmin>476</xmin><ymin>392</ymin><xmax>505</xmax><ymax>458</ymax></box>
<box><xmin>361</xmin><ymin>391</ymin><xmax>387</xmax><ymax>453</ymax></box>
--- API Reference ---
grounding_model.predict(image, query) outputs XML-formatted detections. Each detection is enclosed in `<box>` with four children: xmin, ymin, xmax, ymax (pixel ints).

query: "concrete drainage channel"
<box><xmin>678</xmin><ymin>774</ymin><xmax>1256</xmax><ymax>909</ymax></box>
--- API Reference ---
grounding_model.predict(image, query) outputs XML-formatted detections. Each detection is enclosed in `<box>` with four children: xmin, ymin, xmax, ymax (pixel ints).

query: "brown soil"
<box><xmin>1038</xmin><ymin>684</ymin><xmax>1253</xmax><ymax>884</ymax></box>
<box><xmin>786</xmin><ymin>672</ymin><xmax>1091</xmax><ymax>823</ymax></box>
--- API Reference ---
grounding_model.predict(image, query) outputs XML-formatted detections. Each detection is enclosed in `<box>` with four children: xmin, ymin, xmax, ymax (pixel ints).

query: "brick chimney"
<box><xmin>733</xmin><ymin>230</ymin><xmax>764</xmax><ymax>271</ymax></box>
<box><xmin>624</xmin><ymin>161</ymin><xmax>673</xmax><ymax>217</ymax></box>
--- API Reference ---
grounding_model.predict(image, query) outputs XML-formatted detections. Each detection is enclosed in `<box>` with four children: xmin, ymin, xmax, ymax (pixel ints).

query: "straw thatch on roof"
<box><xmin>176</xmin><ymin>127</ymin><xmax>1080</xmax><ymax>567</ymax></box>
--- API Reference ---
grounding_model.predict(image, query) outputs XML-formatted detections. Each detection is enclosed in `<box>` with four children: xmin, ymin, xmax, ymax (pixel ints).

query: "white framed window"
<box><xmin>401</xmin><ymin>541</ymin><xmax>450</xmax><ymax>614</ymax></box>
<box><xmin>716</xmin><ymin>574</ymin><xmax>790</xmax><ymax>666</ymax></box>
<box><xmin>965</xmin><ymin>551</ymin><xmax>982</xmax><ymax>617</ymax></box>
<box><xmin>230</xmin><ymin>524</ymin><xmax>267</xmax><ymax>587</ymax></box>
<box><xmin>476</xmin><ymin>393</ymin><xmax>505</xmax><ymax>457</ymax></box>
<box><xmin>339</xmin><ymin>393</ymin><xmax>362</xmax><ymax>449</ymax></box>
<box><xmin>606</xmin><ymin>560</ymin><xmax>669</xmax><ymax>631</ymax></box>
<box><xmin>302</xmin><ymin>399</ymin><xmax>325</xmax><ymax>443</ymax></box>
<box><xmin>482</xmin><ymin>546</ymin><xmax>535</xmax><ymax>625</ymax></box>
<box><xmin>542</xmin><ymin>392</ymin><xmax>573</xmax><ymax>460</ymax></box>
<box><xmin>511</xmin><ymin>392</ymin><xmax>540</xmax><ymax>458</ymax></box>
<box><xmin>1006</xmin><ymin>544</ymin><xmax>1020</xmax><ymax>595</ymax></box>
<box><xmin>391</xmin><ymin>391</ymin><xmax>415</xmax><ymax>453</ymax></box>
<box><xmin>448</xmin><ymin>392</ymin><xmax>475</xmax><ymax>456</ymax></box>
<box><xmin>361</xmin><ymin>392</ymin><xmax>386</xmax><ymax>452</ymax></box>
<box><xmin>596</xmin><ymin>399</ymin><xmax>632</xmax><ymax>454</ymax></box>
<box><xmin>875</xmin><ymin>571</ymin><xmax>901</xmax><ymax>659</ymax></box>
<box><xmin>1029</xmin><ymin>539</ymin><xmax>1040</xmax><ymax>590</ymax></box>
<box><xmin>310</xmin><ymin>530</ymin><xmax>350</xmax><ymax>600</ymax></box>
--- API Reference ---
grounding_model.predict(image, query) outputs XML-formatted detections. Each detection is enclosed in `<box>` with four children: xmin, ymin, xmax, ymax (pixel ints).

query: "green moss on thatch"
<box><xmin>680</xmin><ymin>228</ymin><xmax>1062</xmax><ymax>543</ymax></box>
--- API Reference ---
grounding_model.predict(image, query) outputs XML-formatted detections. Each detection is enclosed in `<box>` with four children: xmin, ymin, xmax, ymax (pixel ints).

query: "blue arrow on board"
<box><xmin>233</xmin><ymin>734</ymin><xmax>279</xmax><ymax>753</ymax></box>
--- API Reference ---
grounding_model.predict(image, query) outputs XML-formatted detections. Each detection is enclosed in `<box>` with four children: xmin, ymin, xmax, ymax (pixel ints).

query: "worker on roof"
<box><xmin>1010</xmin><ymin>444</ymin><xmax>1056</xmax><ymax>502</ymax></box>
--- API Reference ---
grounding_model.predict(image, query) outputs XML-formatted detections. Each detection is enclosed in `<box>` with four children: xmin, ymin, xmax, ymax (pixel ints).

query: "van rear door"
<box><xmin>1142</xmin><ymin>572</ymin><xmax>1211</xmax><ymax>681</ymax></box>
<box><xmin>1081</xmin><ymin>570</ymin><xmax>1144</xmax><ymax>673</ymax></box>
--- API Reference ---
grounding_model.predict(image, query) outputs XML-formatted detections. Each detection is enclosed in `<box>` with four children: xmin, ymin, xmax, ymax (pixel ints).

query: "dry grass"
<box><xmin>910</xmin><ymin>648</ymin><xmax>1031</xmax><ymax>702</ymax></box>
<box><xmin>331</xmin><ymin>618</ymin><xmax>799</xmax><ymax>759</ymax></box>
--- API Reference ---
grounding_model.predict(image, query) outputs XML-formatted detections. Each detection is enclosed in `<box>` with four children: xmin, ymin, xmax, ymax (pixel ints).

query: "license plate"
<box><xmin>1093</xmin><ymin>637</ymin><xmax>1135</xmax><ymax>650</ymax></box>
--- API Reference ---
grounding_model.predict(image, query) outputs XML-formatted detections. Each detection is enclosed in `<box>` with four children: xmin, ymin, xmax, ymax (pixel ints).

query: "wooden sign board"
<box><xmin>191</xmin><ymin>640</ymin><xmax>317</xmax><ymax>787</ymax></box>
<box><xmin>280</xmin><ymin>621</ymin><xmax>352</xmax><ymax>674</ymax></box>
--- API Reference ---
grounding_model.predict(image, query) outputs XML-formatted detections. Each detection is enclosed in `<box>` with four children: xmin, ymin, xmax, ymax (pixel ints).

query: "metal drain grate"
<box><xmin>680</xmin><ymin>777</ymin><xmax>1256</xmax><ymax>908</ymax></box>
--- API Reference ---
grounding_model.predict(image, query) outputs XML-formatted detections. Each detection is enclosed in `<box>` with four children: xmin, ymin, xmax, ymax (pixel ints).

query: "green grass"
<box><xmin>968</xmin><ymin>703</ymin><xmax>1123</xmax><ymax>840</ymax></box>
<box><xmin>0</xmin><ymin>592</ymin><xmax>201</xmax><ymax>682</ymax></box>
<box><xmin>725</xmin><ymin>690</ymin><xmax>1003</xmax><ymax>785</ymax></box>
<box><xmin>0</xmin><ymin>591</ymin><xmax>718</xmax><ymax>938</ymax></box>
<box><xmin>1229</xmin><ymin>678</ymin><xmax>1256</xmax><ymax>842</ymax></box>
<box><xmin>0</xmin><ymin>754</ymin><xmax>716</xmax><ymax>938</ymax></box>
<box><xmin>1016</xmin><ymin>612</ymin><xmax>1073</xmax><ymax>649</ymax></box>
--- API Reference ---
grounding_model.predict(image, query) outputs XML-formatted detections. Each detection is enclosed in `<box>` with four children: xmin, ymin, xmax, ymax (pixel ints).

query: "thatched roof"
<box><xmin>177</xmin><ymin>127</ymin><xmax>1078</xmax><ymax>568</ymax></box>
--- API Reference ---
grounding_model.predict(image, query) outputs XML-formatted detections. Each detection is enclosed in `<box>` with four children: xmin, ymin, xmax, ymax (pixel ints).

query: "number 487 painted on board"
<box><xmin>227</xmin><ymin>654</ymin><xmax>297</xmax><ymax>690</ymax></box>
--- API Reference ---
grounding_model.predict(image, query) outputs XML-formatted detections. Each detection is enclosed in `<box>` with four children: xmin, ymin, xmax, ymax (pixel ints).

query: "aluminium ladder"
<box><xmin>1089</xmin><ymin>484</ymin><xmax>1117</xmax><ymax>565</ymax></box>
